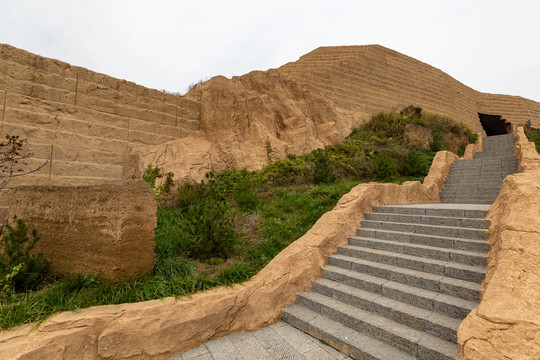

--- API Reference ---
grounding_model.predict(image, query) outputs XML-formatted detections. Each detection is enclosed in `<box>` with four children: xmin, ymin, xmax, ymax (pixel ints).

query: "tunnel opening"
<box><xmin>478</xmin><ymin>113</ymin><xmax>511</xmax><ymax>136</ymax></box>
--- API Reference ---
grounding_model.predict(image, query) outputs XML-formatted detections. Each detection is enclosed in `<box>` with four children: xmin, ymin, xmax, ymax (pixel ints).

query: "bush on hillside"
<box><xmin>371</xmin><ymin>152</ymin><xmax>397</xmax><ymax>181</ymax></box>
<box><xmin>399</xmin><ymin>150</ymin><xmax>429</xmax><ymax>177</ymax></box>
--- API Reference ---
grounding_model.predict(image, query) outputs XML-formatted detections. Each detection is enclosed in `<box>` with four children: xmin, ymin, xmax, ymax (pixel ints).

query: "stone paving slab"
<box><xmin>167</xmin><ymin>321</ymin><xmax>351</xmax><ymax>360</ymax></box>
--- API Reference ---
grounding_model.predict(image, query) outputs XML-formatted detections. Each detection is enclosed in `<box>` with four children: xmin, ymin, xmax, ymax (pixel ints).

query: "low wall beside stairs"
<box><xmin>457</xmin><ymin>127</ymin><xmax>540</xmax><ymax>359</ymax></box>
<box><xmin>0</xmin><ymin>151</ymin><xmax>458</xmax><ymax>359</ymax></box>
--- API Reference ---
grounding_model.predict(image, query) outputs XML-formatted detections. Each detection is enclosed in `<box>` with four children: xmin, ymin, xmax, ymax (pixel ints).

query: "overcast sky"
<box><xmin>1</xmin><ymin>0</ymin><xmax>539</xmax><ymax>101</ymax></box>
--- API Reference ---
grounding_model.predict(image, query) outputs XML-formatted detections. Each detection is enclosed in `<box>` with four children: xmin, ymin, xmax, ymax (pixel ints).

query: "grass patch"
<box><xmin>0</xmin><ymin>106</ymin><xmax>478</xmax><ymax>330</ymax></box>
<box><xmin>526</xmin><ymin>127</ymin><xmax>540</xmax><ymax>154</ymax></box>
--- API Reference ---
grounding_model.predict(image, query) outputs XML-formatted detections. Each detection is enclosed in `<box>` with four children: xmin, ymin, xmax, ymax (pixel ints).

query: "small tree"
<box><xmin>0</xmin><ymin>135</ymin><xmax>49</xmax><ymax>191</ymax></box>
<box><xmin>0</xmin><ymin>218</ymin><xmax>47</xmax><ymax>291</ymax></box>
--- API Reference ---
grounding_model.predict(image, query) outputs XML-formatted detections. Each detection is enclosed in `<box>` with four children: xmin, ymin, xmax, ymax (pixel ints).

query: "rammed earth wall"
<box><xmin>0</xmin><ymin>44</ymin><xmax>201</xmax><ymax>186</ymax></box>
<box><xmin>1</xmin><ymin>44</ymin><xmax>540</xmax><ymax>185</ymax></box>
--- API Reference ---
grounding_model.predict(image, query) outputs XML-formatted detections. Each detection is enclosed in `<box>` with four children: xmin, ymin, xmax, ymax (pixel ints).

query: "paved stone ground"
<box><xmin>167</xmin><ymin>321</ymin><xmax>351</xmax><ymax>360</ymax></box>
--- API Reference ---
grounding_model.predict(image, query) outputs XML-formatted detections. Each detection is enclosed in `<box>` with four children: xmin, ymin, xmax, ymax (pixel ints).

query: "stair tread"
<box><xmin>349</xmin><ymin>236</ymin><xmax>486</xmax><ymax>257</ymax></box>
<box><xmin>288</xmin><ymin>292</ymin><xmax>459</xmax><ymax>359</ymax></box>
<box><xmin>357</xmin><ymin>227</ymin><xmax>489</xmax><ymax>245</ymax></box>
<box><xmin>313</xmin><ymin>277</ymin><xmax>470</xmax><ymax>327</ymax></box>
<box><xmin>282</xmin><ymin>304</ymin><xmax>417</xmax><ymax>360</ymax></box>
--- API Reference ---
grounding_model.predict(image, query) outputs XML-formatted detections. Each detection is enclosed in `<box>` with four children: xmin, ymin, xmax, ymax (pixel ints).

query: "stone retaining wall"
<box><xmin>457</xmin><ymin>127</ymin><xmax>540</xmax><ymax>359</ymax></box>
<box><xmin>0</xmin><ymin>150</ymin><xmax>457</xmax><ymax>359</ymax></box>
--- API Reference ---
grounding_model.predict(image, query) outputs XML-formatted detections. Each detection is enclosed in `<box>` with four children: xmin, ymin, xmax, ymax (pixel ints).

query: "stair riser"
<box><xmin>311</xmin><ymin>282</ymin><xmax>458</xmax><ymax>342</ymax></box>
<box><xmin>364</xmin><ymin>213</ymin><xmax>489</xmax><ymax>229</ymax></box>
<box><xmin>360</xmin><ymin>221</ymin><xmax>487</xmax><ymax>240</ymax></box>
<box><xmin>348</xmin><ymin>238</ymin><xmax>486</xmax><ymax>266</ymax></box>
<box><xmin>326</xmin><ymin>257</ymin><xmax>481</xmax><ymax>300</ymax></box>
<box><xmin>371</xmin><ymin>206</ymin><xmax>487</xmax><ymax>218</ymax></box>
<box><xmin>296</xmin><ymin>294</ymin><xmax>454</xmax><ymax>358</ymax></box>
<box><xmin>355</xmin><ymin>228</ymin><xmax>490</xmax><ymax>252</ymax></box>
<box><xmin>334</xmin><ymin>248</ymin><xmax>485</xmax><ymax>284</ymax></box>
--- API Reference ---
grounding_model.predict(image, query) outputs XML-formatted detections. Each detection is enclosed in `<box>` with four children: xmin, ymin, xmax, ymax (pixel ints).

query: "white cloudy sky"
<box><xmin>1</xmin><ymin>0</ymin><xmax>539</xmax><ymax>101</ymax></box>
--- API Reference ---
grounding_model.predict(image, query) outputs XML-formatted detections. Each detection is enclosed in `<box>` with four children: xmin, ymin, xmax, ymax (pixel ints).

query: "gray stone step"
<box><xmin>311</xmin><ymin>278</ymin><xmax>466</xmax><ymax>340</ymax></box>
<box><xmin>348</xmin><ymin>237</ymin><xmax>486</xmax><ymax>266</ymax></box>
<box><xmin>442</xmin><ymin>198</ymin><xmax>493</xmax><ymax>204</ymax></box>
<box><xmin>372</xmin><ymin>204</ymin><xmax>488</xmax><ymax>218</ymax></box>
<box><xmin>335</xmin><ymin>246</ymin><xmax>485</xmax><ymax>283</ymax></box>
<box><xmin>355</xmin><ymin>227</ymin><xmax>490</xmax><ymax>252</ymax></box>
<box><xmin>440</xmin><ymin>195</ymin><xmax>498</xmax><ymax>202</ymax></box>
<box><xmin>441</xmin><ymin>185</ymin><xmax>502</xmax><ymax>191</ymax></box>
<box><xmin>282</xmin><ymin>304</ymin><xmax>417</xmax><ymax>360</ymax></box>
<box><xmin>440</xmin><ymin>193</ymin><xmax>498</xmax><ymax>199</ymax></box>
<box><xmin>287</xmin><ymin>292</ymin><xmax>458</xmax><ymax>359</ymax></box>
<box><xmin>323</xmin><ymin>263</ymin><xmax>481</xmax><ymax>303</ymax></box>
<box><xmin>364</xmin><ymin>212</ymin><xmax>489</xmax><ymax>229</ymax></box>
<box><xmin>359</xmin><ymin>220</ymin><xmax>488</xmax><ymax>240</ymax></box>
<box><xmin>440</xmin><ymin>188</ymin><xmax>500</xmax><ymax>197</ymax></box>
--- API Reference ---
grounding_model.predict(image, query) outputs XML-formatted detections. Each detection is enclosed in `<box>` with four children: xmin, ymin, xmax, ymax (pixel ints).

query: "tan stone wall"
<box><xmin>2</xmin><ymin>179</ymin><xmax>157</xmax><ymax>281</ymax></box>
<box><xmin>0</xmin><ymin>150</ymin><xmax>457</xmax><ymax>360</ymax></box>
<box><xmin>3</xmin><ymin>44</ymin><xmax>540</xmax><ymax>186</ymax></box>
<box><xmin>280</xmin><ymin>45</ymin><xmax>540</xmax><ymax>136</ymax></box>
<box><xmin>0</xmin><ymin>44</ymin><xmax>201</xmax><ymax>186</ymax></box>
<box><xmin>457</xmin><ymin>127</ymin><xmax>540</xmax><ymax>359</ymax></box>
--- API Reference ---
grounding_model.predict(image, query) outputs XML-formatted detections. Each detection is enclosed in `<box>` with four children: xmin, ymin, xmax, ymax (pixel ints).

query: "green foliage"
<box><xmin>458</xmin><ymin>143</ymin><xmax>467</xmax><ymax>156</ymax></box>
<box><xmin>362</xmin><ymin>111</ymin><xmax>408</xmax><ymax>139</ymax></box>
<box><xmin>232</xmin><ymin>170</ymin><xmax>263</xmax><ymax>211</ymax></box>
<box><xmin>400</xmin><ymin>105</ymin><xmax>423</xmax><ymax>120</ymax></box>
<box><xmin>143</xmin><ymin>164</ymin><xmax>175</xmax><ymax>202</ymax></box>
<box><xmin>527</xmin><ymin>128</ymin><xmax>540</xmax><ymax>153</ymax></box>
<box><xmin>399</xmin><ymin>150</ymin><xmax>429</xmax><ymax>177</ymax></box>
<box><xmin>182</xmin><ymin>188</ymin><xmax>239</xmax><ymax>261</ymax></box>
<box><xmin>429</xmin><ymin>136</ymin><xmax>447</xmax><ymax>152</ymax></box>
<box><xmin>216</xmin><ymin>263</ymin><xmax>253</xmax><ymax>285</ymax></box>
<box><xmin>256</xmin><ymin>156</ymin><xmax>312</xmax><ymax>186</ymax></box>
<box><xmin>265</xmin><ymin>138</ymin><xmax>273</xmax><ymax>162</ymax></box>
<box><xmin>0</xmin><ymin>219</ymin><xmax>47</xmax><ymax>292</ymax></box>
<box><xmin>143</xmin><ymin>164</ymin><xmax>162</xmax><ymax>188</ymax></box>
<box><xmin>312</xmin><ymin>149</ymin><xmax>336</xmax><ymax>184</ymax></box>
<box><xmin>371</xmin><ymin>152</ymin><xmax>397</xmax><ymax>181</ymax></box>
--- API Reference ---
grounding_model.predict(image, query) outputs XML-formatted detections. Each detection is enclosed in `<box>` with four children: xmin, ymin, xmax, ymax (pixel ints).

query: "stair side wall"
<box><xmin>457</xmin><ymin>127</ymin><xmax>540</xmax><ymax>359</ymax></box>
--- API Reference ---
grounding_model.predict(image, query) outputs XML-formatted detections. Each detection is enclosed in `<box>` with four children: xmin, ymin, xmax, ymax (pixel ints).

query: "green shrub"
<box><xmin>399</xmin><ymin>150</ymin><xmax>428</xmax><ymax>177</ymax></box>
<box><xmin>183</xmin><ymin>193</ymin><xmax>239</xmax><ymax>261</ymax></box>
<box><xmin>256</xmin><ymin>157</ymin><xmax>312</xmax><ymax>186</ymax></box>
<box><xmin>143</xmin><ymin>164</ymin><xmax>175</xmax><ymax>202</ymax></box>
<box><xmin>0</xmin><ymin>219</ymin><xmax>47</xmax><ymax>292</ymax></box>
<box><xmin>312</xmin><ymin>149</ymin><xmax>336</xmax><ymax>184</ymax></box>
<box><xmin>429</xmin><ymin>136</ymin><xmax>447</xmax><ymax>152</ymax></box>
<box><xmin>143</xmin><ymin>164</ymin><xmax>162</xmax><ymax>188</ymax></box>
<box><xmin>458</xmin><ymin>143</ymin><xmax>467</xmax><ymax>156</ymax></box>
<box><xmin>527</xmin><ymin>128</ymin><xmax>540</xmax><ymax>153</ymax></box>
<box><xmin>371</xmin><ymin>152</ymin><xmax>397</xmax><ymax>181</ymax></box>
<box><xmin>233</xmin><ymin>173</ymin><xmax>263</xmax><ymax>211</ymax></box>
<box><xmin>400</xmin><ymin>105</ymin><xmax>423</xmax><ymax>120</ymax></box>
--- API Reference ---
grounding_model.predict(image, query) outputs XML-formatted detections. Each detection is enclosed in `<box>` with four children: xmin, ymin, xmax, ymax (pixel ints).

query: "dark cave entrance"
<box><xmin>478</xmin><ymin>113</ymin><xmax>511</xmax><ymax>136</ymax></box>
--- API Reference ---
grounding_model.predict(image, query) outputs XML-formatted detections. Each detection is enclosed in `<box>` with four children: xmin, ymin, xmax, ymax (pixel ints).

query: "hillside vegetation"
<box><xmin>0</xmin><ymin>106</ymin><xmax>477</xmax><ymax>330</ymax></box>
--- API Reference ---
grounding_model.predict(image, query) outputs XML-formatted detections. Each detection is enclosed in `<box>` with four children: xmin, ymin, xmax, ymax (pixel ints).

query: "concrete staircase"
<box><xmin>440</xmin><ymin>134</ymin><xmax>518</xmax><ymax>204</ymax></box>
<box><xmin>282</xmin><ymin>204</ymin><xmax>489</xmax><ymax>359</ymax></box>
<box><xmin>281</xmin><ymin>135</ymin><xmax>520</xmax><ymax>359</ymax></box>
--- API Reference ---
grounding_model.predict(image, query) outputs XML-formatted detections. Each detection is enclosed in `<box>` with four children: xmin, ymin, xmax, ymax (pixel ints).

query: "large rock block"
<box><xmin>3</xmin><ymin>179</ymin><xmax>156</xmax><ymax>281</ymax></box>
